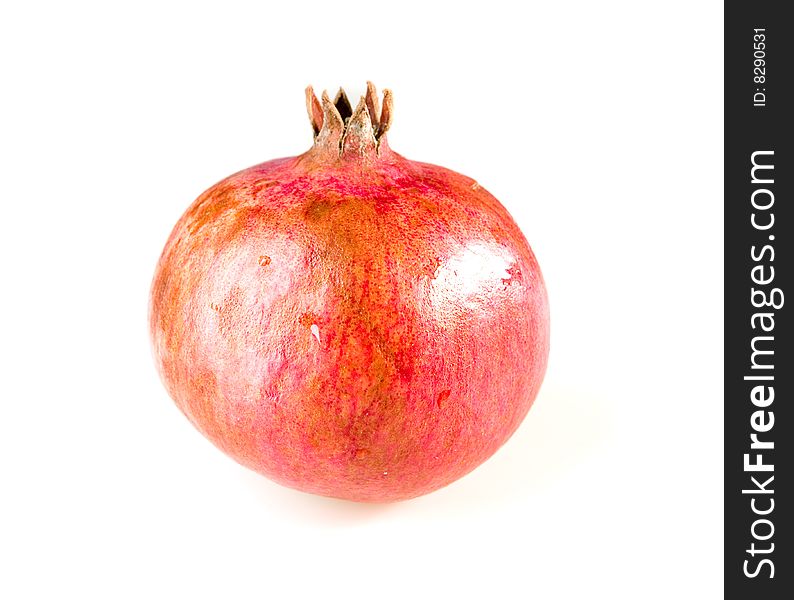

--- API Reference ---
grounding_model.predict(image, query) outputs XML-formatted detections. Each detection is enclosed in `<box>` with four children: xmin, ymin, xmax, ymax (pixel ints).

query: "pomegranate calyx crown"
<box><xmin>305</xmin><ymin>82</ymin><xmax>392</xmax><ymax>159</ymax></box>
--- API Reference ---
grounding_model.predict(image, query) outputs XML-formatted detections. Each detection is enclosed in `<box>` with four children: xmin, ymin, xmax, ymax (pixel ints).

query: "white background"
<box><xmin>1</xmin><ymin>1</ymin><xmax>723</xmax><ymax>598</ymax></box>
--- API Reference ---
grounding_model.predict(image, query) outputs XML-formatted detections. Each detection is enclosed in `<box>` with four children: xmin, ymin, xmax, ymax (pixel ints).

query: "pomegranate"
<box><xmin>150</xmin><ymin>83</ymin><xmax>549</xmax><ymax>502</ymax></box>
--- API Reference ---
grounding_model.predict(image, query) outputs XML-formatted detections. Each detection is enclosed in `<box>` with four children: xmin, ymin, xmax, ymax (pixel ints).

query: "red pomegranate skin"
<box><xmin>150</xmin><ymin>84</ymin><xmax>549</xmax><ymax>502</ymax></box>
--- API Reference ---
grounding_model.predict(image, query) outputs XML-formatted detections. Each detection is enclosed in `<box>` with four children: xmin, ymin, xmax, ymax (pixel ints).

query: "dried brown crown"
<box><xmin>305</xmin><ymin>82</ymin><xmax>393</xmax><ymax>158</ymax></box>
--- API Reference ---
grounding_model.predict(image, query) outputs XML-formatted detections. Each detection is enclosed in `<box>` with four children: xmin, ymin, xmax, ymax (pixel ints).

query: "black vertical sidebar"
<box><xmin>726</xmin><ymin>4</ymin><xmax>792</xmax><ymax>598</ymax></box>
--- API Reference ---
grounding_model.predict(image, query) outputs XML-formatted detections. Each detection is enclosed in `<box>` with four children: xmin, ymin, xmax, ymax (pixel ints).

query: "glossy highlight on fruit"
<box><xmin>149</xmin><ymin>83</ymin><xmax>549</xmax><ymax>502</ymax></box>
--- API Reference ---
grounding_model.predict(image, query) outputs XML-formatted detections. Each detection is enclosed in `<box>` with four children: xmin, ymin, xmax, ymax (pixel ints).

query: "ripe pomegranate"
<box><xmin>150</xmin><ymin>83</ymin><xmax>549</xmax><ymax>502</ymax></box>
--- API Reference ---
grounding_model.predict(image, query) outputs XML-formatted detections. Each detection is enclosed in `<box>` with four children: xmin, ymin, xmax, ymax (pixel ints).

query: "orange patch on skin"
<box><xmin>299</xmin><ymin>311</ymin><xmax>318</xmax><ymax>327</ymax></box>
<box><xmin>258</xmin><ymin>255</ymin><xmax>271</xmax><ymax>267</ymax></box>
